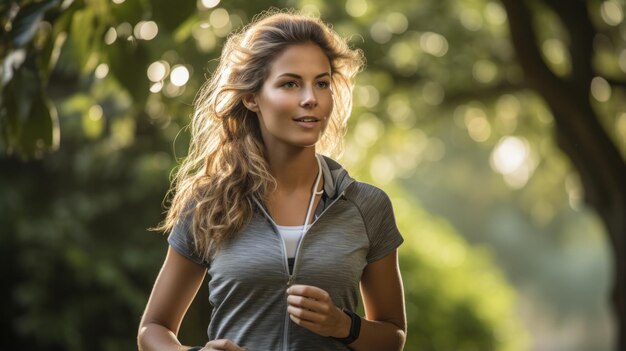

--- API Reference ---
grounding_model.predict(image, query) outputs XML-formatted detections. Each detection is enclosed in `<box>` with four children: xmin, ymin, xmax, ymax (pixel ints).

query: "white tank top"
<box><xmin>275</xmin><ymin>224</ymin><xmax>304</xmax><ymax>258</ymax></box>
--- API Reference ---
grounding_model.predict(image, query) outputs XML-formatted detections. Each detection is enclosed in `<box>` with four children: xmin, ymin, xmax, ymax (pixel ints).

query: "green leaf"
<box><xmin>9</xmin><ymin>58</ymin><xmax>39</xmax><ymax>125</ymax></box>
<box><xmin>8</xmin><ymin>0</ymin><xmax>60</xmax><ymax>47</ymax></box>
<box><xmin>37</xmin><ymin>6</ymin><xmax>75</xmax><ymax>83</ymax></box>
<box><xmin>69</xmin><ymin>7</ymin><xmax>97</xmax><ymax>72</ymax></box>
<box><xmin>0</xmin><ymin>48</ymin><xmax>59</xmax><ymax>158</ymax></box>
<box><xmin>18</xmin><ymin>88</ymin><xmax>58</xmax><ymax>157</ymax></box>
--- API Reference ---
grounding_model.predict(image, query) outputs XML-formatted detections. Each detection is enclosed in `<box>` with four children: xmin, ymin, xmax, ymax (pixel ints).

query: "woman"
<box><xmin>138</xmin><ymin>10</ymin><xmax>406</xmax><ymax>351</ymax></box>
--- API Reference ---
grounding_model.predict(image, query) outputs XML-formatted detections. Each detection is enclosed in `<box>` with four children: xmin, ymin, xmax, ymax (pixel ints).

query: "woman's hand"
<box><xmin>286</xmin><ymin>284</ymin><xmax>351</xmax><ymax>338</ymax></box>
<box><xmin>201</xmin><ymin>339</ymin><xmax>247</xmax><ymax>351</ymax></box>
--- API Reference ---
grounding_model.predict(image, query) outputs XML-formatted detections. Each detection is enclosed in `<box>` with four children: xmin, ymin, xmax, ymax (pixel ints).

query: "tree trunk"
<box><xmin>499</xmin><ymin>0</ymin><xmax>626</xmax><ymax>349</ymax></box>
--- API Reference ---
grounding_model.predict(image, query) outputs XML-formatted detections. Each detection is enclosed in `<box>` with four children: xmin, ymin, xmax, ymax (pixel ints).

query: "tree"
<box><xmin>498</xmin><ymin>0</ymin><xmax>626</xmax><ymax>349</ymax></box>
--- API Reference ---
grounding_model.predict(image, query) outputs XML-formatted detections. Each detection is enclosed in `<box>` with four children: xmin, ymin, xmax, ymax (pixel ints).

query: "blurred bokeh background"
<box><xmin>1</xmin><ymin>0</ymin><xmax>625</xmax><ymax>350</ymax></box>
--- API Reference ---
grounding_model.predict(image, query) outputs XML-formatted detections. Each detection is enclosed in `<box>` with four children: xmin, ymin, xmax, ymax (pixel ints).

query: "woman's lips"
<box><xmin>293</xmin><ymin>116</ymin><xmax>320</xmax><ymax>129</ymax></box>
<box><xmin>294</xmin><ymin>120</ymin><xmax>319</xmax><ymax>128</ymax></box>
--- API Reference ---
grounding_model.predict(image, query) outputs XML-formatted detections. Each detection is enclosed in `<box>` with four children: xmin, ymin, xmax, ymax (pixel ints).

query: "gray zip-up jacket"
<box><xmin>168</xmin><ymin>156</ymin><xmax>404</xmax><ymax>351</ymax></box>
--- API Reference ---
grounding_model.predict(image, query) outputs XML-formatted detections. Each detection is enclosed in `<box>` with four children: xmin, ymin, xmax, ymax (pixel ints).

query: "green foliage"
<box><xmin>1</xmin><ymin>0</ymin><xmax>62</xmax><ymax>157</ymax></box>
<box><xmin>0</xmin><ymin>112</ymin><xmax>172</xmax><ymax>349</ymax></box>
<box><xmin>3</xmin><ymin>0</ymin><xmax>621</xmax><ymax>350</ymax></box>
<box><xmin>392</xmin><ymin>189</ymin><xmax>527</xmax><ymax>351</ymax></box>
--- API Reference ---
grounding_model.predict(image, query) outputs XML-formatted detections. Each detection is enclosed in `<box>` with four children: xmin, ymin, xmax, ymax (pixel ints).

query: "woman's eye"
<box><xmin>282</xmin><ymin>81</ymin><xmax>297</xmax><ymax>88</ymax></box>
<box><xmin>317</xmin><ymin>81</ymin><xmax>330</xmax><ymax>88</ymax></box>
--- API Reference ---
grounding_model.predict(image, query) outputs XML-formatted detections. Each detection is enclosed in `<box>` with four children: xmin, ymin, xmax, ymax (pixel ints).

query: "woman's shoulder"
<box><xmin>319</xmin><ymin>155</ymin><xmax>391</xmax><ymax>202</ymax></box>
<box><xmin>344</xmin><ymin>180</ymin><xmax>393</xmax><ymax>208</ymax></box>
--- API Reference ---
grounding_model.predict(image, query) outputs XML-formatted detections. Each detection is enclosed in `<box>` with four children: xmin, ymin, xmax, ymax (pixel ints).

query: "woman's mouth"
<box><xmin>293</xmin><ymin>116</ymin><xmax>320</xmax><ymax>128</ymax></box>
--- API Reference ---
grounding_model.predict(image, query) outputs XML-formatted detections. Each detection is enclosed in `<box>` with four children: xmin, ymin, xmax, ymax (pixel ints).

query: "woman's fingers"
<box><xmin>286</xmin><ymin>288</ymin><xmax>332</xmax><ymax>324</ymax></box>
<box><xmin>288</xmin><ymin>312</ymin><xmax>322</xmax><ymax>329</ymax></box>
<box><xmin>287</xmin><ymin>284</ymin><xmax>329</xmax><ymax>301</ymax></box>
<box><xmin>286</xmin><ymin>284</ymin><xmax>349</xmax><ymax>337</ymax></box>
<box><xmin>287</xmin><ymin>294</ymin><xmax>329</xmax><ymax>313</ymax></box>
<box><xmin>287</xmin><ymin>304</ymin><xmax>325</xmax><ymax>323</ymax></box>
<box><xmin>202</xmin><ymin>339</ymin><xmax>247</xmax><ymax>351</ymax></box>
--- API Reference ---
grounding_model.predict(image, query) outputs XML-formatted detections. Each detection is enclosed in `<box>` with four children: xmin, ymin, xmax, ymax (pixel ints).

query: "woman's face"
<box><xmin>246</xmin><ymin>42</ymin><xmax>333</xmax><ymax>152</ymax></box>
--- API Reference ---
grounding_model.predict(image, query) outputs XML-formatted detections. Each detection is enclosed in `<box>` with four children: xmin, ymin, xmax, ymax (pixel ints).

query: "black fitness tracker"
<box><xmin>331</xmin><ymin>308</ymin><xmax>362</xmax><ymax>345</ymax></box>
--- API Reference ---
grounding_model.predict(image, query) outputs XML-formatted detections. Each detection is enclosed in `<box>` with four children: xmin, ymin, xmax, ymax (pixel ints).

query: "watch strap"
<box><xmin>331</xmin><ymin>308</ymin><xmax>361</xmax><ymax>345</ymax></box>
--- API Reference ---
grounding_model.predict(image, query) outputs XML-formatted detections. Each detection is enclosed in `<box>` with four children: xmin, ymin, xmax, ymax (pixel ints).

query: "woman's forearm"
<box><xmin>348</xmin><ymin>318</ymin><xmax>406</xmax><ymax>351</ymax></box>
<box><xmin>137</xmin><ymin>322</ymin><xmax>189</xmax><ymax>351</ymax></box>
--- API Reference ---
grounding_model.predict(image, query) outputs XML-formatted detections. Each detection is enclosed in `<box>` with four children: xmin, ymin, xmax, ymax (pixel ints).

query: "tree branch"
<box><xmin>542</xmin><ymin>0</ymin><xmax>594</xmax><ymax>96</ymax></box>
<box><xmin>500</xmin><ymin>0</ymin><xmax>625</xmax><ymax>208</ymax></box>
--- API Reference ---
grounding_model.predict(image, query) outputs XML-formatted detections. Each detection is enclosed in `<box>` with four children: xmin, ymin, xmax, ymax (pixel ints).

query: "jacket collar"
<box><xmin>319</xmin><ymin>154</ymin><xmax>354</xmax><ymax>199</ymax></box>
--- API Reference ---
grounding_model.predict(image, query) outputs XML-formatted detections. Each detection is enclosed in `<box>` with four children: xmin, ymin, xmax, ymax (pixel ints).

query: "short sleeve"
<box><xmin>350</xmin><ymin>184</ymin><xmax>404</xmax><ymax>263</ymax></box>
<box><xmin>167</xmin><ymin>211</ymin><xmax>208</xmax><ymax>267</ymax></box>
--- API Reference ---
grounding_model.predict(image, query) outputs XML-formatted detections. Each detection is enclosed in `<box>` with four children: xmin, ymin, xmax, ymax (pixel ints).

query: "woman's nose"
<box><xmin>300</xmin><ymin>86</ymin><xmax>318</xmax><ymax>108</ymax></box>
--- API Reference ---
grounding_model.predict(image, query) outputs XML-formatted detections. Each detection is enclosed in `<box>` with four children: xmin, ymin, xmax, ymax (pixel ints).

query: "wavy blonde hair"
<box><xmin>156</xmin><ymin>10</ymin><xmax>364</xmax><ymax>261</ymax></box>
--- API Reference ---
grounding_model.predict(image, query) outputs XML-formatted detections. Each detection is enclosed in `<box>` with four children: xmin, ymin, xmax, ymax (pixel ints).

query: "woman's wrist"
<box><xmin>330</xmin><ymin>308</ymin><xmax>362</xmax><ymax>344</ymax></box>
<box><xmin>334</xmin><ymin>308</ymin><xmax>352</xmax><ymax>338</ymax></box>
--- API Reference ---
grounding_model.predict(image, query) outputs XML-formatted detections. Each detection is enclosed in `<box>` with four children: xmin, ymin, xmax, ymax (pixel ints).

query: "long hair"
<box><xmin>156</xmin><ymin>9</ymin><xmax>364</xmax><ymax>261</ymax></box>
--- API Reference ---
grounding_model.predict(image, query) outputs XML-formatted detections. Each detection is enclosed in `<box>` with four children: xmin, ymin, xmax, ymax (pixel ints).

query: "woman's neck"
<box><xmin>266</xmin><ymin>147</ymin><xmax>319</xmax><ymax>192</ymax></box>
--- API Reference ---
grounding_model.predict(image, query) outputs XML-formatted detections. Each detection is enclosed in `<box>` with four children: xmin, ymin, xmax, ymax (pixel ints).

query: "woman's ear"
<box><xmin>242</xmin><ymin>93</ymin><xmax>259</xmax><ymax>112</ymax></box>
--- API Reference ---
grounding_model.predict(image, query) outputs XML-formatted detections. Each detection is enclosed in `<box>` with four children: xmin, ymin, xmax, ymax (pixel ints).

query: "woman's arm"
<box><xmin>286</xmin><ymin>249</ymin><xmax>406</xmax><ymax>350</ymax></box>
<box><xmin>350</xmin><ymin>249</ymin><xmax>406</xmax><ymax>350</ymax></box>
<box><xmin>137</xmin><ymin>246</ymin><xmax>207</xmax><ymax>351</ymax></box>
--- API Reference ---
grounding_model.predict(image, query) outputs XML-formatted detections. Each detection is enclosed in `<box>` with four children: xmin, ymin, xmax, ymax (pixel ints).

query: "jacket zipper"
<box><xmin>252</xmin><ymin>199</ymin><xmax>292</xmax><ymax>351</ymax></box>
<box><xmin>253</xmin><ymin>181</ymin><xmax>353</xmax><ymax>350</ymax></box>
<box><xmin>289</xmin><ymin>187</ymin><xmax>351</xmax><ymax>278</ymax></box>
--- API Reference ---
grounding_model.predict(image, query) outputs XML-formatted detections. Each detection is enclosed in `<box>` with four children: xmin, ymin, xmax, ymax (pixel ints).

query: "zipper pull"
<box><xmin>287</xmin><ymin>275</ymin><xmax>294</xmax><ymax>288</ymax></box>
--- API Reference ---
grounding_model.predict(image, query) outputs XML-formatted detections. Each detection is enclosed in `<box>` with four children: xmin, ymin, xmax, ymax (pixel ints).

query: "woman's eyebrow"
<box><xmin>276</xmin><ymin>72</ymin><xmax>331</xmax><ymax>79</ymax></box>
